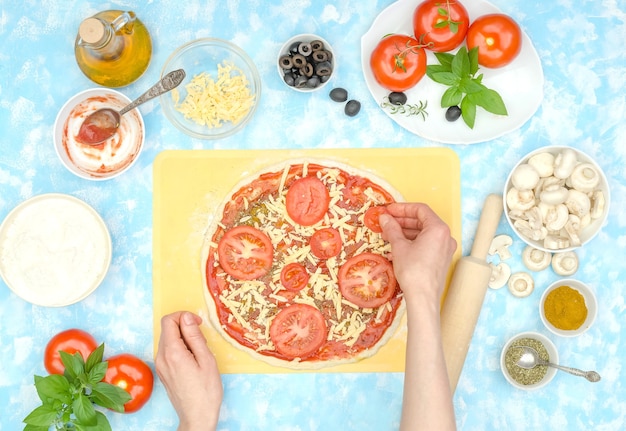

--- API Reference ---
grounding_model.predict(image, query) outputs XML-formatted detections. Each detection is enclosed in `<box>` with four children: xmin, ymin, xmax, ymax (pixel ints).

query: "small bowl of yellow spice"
<box><xmin>540</xmin><ymin>278</ymin><xmax>597</xmax><ymax>337</ymax></box>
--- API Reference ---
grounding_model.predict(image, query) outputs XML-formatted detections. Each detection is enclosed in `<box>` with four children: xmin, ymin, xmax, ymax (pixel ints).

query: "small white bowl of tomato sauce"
<box><xmin>54</xmin><ymin>88</ymin><xmax>144</xmax><ymax>180</ymax></box>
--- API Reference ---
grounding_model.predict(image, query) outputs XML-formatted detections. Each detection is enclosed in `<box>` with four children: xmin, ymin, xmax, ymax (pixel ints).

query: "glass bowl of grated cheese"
<box><xmin>160</xmin><ymin>38</ymin><xmax>261</xmax><ymax>139</ymax></box>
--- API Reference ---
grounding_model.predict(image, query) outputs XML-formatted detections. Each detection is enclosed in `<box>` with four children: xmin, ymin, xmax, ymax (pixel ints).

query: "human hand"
<box><xmin>155</xmin><ymin>312</ymin><xmax>223</xmax><ymax>431</ymax></box>
<box><xmin>380</xmin><ymin>203</ymin><xmax>457</xmax><ymax>306</ymax></box>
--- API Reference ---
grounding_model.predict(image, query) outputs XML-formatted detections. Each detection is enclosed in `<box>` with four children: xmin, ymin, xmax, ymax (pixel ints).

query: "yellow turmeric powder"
<box><xmin>543</xmin><ymin>285</ymin><xmax>588</xmax><ymax>330</ymax></box>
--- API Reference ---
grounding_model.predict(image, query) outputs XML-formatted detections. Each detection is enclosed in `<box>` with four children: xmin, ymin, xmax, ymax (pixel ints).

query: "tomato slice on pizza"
<box><xmin>202</xmin><ymin>161</ymin><xmax>406</xmax><ymax>369</ymax></box>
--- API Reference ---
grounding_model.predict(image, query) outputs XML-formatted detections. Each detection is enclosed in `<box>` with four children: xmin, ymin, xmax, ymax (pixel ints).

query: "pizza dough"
<box><xmin>201</xmin><ymin>159</ymin><xmax>406</xmax><ymax>369</ymax></box>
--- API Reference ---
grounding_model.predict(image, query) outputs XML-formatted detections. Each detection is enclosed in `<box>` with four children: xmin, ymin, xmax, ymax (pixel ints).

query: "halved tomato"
<box><xmin>338</xmin><ymin>253</ymin><xmax>397</xmax><ymax>308</ymax></box>
<box><xmin>280</xmin><ymin>262</ymin><xmax>309</xmax><ymax>292</ymax></box>
<box><xmin>363</xmin><ymin>206</ymin><xmax>389</xmax><ymax>233</ymax></box>
<box><xmin>44</xmin><ymin>329</ymin><xmax>98</xmax><ymax>375</ymax></box>
<box><xmin>413</xmin><ymin>0</ymin><xmax>469</xmax><ymax>52</ymax></box>
<box><xmin>466</xmin><ymin>13</ymin><xmax>522</xmax><ymax>68</ymax></box>
<box><xmin>104</xmin><ymin>353</ymin><xmax>154</xmax><ymax>413</ymax></box>
<box><xmin>310</xmin><ymin>227</ymin><xmax>342</xmax><ymax>259</ymax></box>
<box><xmin>218</xmin><ymin>225</ymin><xmax>273</xmax><ymax>280</ymax></box>
<box><xmin>285</xmin><ymin>176</ymin><xmax>330</xmax><ymax>226</ymax></box>
<box><xmin>269</xmin><ymin>303</ymin><xmax>327</xmax><ymax>358</ymax></box>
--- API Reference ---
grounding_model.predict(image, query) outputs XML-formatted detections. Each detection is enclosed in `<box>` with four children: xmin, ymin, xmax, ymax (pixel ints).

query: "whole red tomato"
<box><xmin>466</xmin><ymin>13</ymin><xmax>522</xmax><ymax>68</ymax></box>
<box><xmin>104</xmin><ymin>353</ymin><xmax>154</xmax><ymax>413</ymax></box>
<box><xmin>370</xmin><ymin>34</ymin><xmax>427</xmax><ymax>92</ymax></box>
<box><xmin>413</xmin><ymin>0</ymin><xmax>469</xmax><ymax>52</ymax></box>
<box><xmin>44</xmin><ymin>329</ymin><xmax>98</xmax><ymax>375</ymax></box>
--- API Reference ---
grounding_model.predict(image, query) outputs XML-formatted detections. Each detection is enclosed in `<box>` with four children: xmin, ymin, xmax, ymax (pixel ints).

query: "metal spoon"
<box><xmin>514</xmin><ymin>345</ymin><xmax>601</xmax><ymax>382</ymax></box>
<box><xmin>76</xmin><ymin>69</ymin><xmax>186</xmax><ymax>145</ymax></box>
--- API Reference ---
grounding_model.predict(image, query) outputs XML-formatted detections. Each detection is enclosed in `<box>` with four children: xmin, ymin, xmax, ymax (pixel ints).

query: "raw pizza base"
<box><xmin>201</xmin><ymin>158</ymin><xmax>406</xmax><ymax>370</ymax></box>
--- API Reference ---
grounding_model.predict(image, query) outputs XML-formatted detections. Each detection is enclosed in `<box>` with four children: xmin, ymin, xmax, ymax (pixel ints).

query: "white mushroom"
<box><xmin>508</xmin><ymin>272</ymin><xmax>534</xmax><ymax>297</ymax></box>
<box><xmin>590</xmin><ymin>190</ymin><xmax>605</xmax><ymax>219</ymax></box>
<box><xmin>543</xmin><ymin>203</ymin><xmax>569</xmax><ymax>231</ymax></box>
<box><xmin>543</xmin><ymin>234</ymin><xmax>570</xmax><ymax>250</ymax></box>
<box><xmin>511</xmin><ymin>164</ymin><xmax>540</xmax><ymax>190</ymax></box>
<box><xmin>506</xmin><ymin>187</ymin><xmax>536</xmax><ymax>211</ymax></box>
<box><xmin>562</xmin><ymin>214</ymin><xmax>582</xmax><ymax>247</ymax></box>
<box><xmin>514</xmin><ymin>220</ymin><xmax>547</xmax><ymax>241</ymax></box>
<box><xmin>524</xmin><ymin>206</ymin><xmax>544</xmax><ymax>230</ymax></box>
<box><xmin>551</xmin><ymin>251</ymin><xmax>579</xmax><ymax>276</ymax></box>
<box><xmin>553</xmin><ymin>148</ymin><xmax>578</xmax><ymax>179</ymax></box>
<box><xmin>489</xmin><ymin>262</ymin><xmax>511</xmax><ymax>289</ymax></box>
<box><xmin>565</xmin><ymin>189</ymin><xmax>591</xmax><ymax>218</ymax></box>
<box><xmin>527</xmin><ymin>152</ymin><xmax>555</xmax><ymax>177</ymax></box>
<box><xmin>539</xmin><ymin>184</ymin><xmax>569</xmax><ymax>205</ymax></box>
<box><xmin>521</xmin><ymin>246</ymin><xmax>552</xmax><ymax>271</ymax></box>
<box><xmin>568</xmin><ymin>163</ymin><xmax>600</xmax><ymax>193</ymax></box>
<box><xmin>489</xmin><ymin>234</ymin><xmax>513</xmax><ymax>260</ymax></box>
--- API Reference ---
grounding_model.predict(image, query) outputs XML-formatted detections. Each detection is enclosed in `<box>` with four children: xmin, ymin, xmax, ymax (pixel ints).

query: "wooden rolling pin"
<box><xmin>440</xmin><ymin>193</ymin><xmax>503</xmax><ymax>393</ymax></box>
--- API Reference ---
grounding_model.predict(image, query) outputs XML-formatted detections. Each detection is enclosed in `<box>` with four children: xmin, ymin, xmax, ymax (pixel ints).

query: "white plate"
<box><xmin>0</xmin><ymin>194</ymin><xmax>112</xmax><ymax>307</ymax></box>
<box><xmin>361</xmin><ymin>0</ymin><xmax>544</xmax><ymax>144</ymax></box>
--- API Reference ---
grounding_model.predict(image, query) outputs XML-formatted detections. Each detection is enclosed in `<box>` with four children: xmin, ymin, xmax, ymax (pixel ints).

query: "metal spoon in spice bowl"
<box><xmin>76</xmin><ymin>69</ymin><xmax>186</xmax><ymax>145</ymax></box>
<box><xmin>515</xmin><ymin>346</ymin><xmax>601</xmax><ymax>382</ymax></box>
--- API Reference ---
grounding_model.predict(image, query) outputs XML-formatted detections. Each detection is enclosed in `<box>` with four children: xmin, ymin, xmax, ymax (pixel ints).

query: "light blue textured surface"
<box><xmin>1</xmin><ymin>1</ymin><xmax>625</xmax><ymax>430</ymax></box>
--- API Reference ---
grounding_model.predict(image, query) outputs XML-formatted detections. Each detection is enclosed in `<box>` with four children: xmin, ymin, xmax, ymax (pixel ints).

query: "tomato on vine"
<box><xmin>413</xmin><ymin>0</ymin><xmax>469</xmax><ymax>52</ymax></box>
<box><xmin>370</xmin><ymin>34</ymin><xmax>427</xmax><ymax>92</ymax></box>
<box><xmin>466</xmin><ymin>13</ymin><xmax>522</xmax><ymax>68</ymax></box>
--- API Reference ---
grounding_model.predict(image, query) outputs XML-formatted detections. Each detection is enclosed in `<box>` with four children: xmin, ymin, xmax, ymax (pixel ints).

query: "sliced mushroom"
<box><xmin>511</xmin><ymin>164</ymin><xmax>540</xmax><ymax>190</ymax></box>
<box><xmin>507</xmin><ymin>272</ymin><xmax>534</xmax><ymax>297</ymax></box>
<box><xmin>543</xmin><ymin>203</ymin><xmax>569</xmax><ymax>231</ymax></box>
<box><xmin>524</xmin><ymin>206</ymin><xmax>544</xmax><ymax>230</ymax></box>
<box><xmin>506</xmin><ymin>187</ymin><xmax>536</xmax><ymax>211</ymax></box>
<box><xmin>521</xmin><ymin>246</ymin><xmax>552</xmax><ymax>271</ymax></box>
<box><xmin>489</xmin><ymin>234</ymin><xmax>513</xmax><ymax>260</ymax></box>
<box><xmin>539</xmin><ymin>184</ymin><xmax>569</xmax><ymax>205</ymax></box>
<box><xmin>562</xmin><ymin>214</ymin><xmax>582</xmax><ymax>247</ymax></box>
<box><xmin>590</xmin><ymin>190</ymin><xmax>605</xmax><ymax>219</ymax></box>
<box><xmin>551</xmin><ymin>251</ymin><xmax>579</xmax><ymax>276</ymax></box>
<box><xmin>527</xmin><ymin>152</ymin><xmax>555</xmax><ymax>177</ymax></box>
<box><xmin>553</xmin><ymin>148</ymin><xmax>578</xmax><ymax>179</ymax></box>
<box><xmin>565</xmin><ymin>189</ymin><xmax>591</xmax><ymax>218</ymax></box>
<box><xmin>543</xmin><ymin>234</ymin><xmax>570</xmax><ymax>250</ymax></box>
<box><xmin>489</xmin><ymin>262</ymin><xmax>511</xmax><ymax>289</ymax></box>
<box><xmin>514</xmin><ymin>220</ymin><xmax>547</xmax><ymax>241</ymax></box>
<box><xmin>568</xmin><ymin>163</ymin><xmax>600</xmax><ymax>193</ymax></box>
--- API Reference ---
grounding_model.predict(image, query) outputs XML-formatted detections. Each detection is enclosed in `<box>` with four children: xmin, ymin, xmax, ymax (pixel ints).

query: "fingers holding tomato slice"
<box><xmin>280</xmin><ymin>262</ymin><xmax>310</xmax><ymax>292</ymax></box>
<box><xmin>466</xmin><ymin>13</ymin><xmax>522</xmax><ymax>68</ymax></box>
<box><xmin>104</xmin><ymin>353</ymin><xmax>154</xmax><ymax>413</ymax></box>
<box><xmin>218</xmin><ymin>225</ymin><xmax>273</xmax><ymax>280</ymax></box>
<box><xmin>269</xmin><ymin>303</ymin><xmax>327</xmax><ymax>358</ymax></box>
<box><xmin>338</xmin><ymin>253</ymin><xmax>397</xmax><ymax>309</ymax></box>
<box><xmin>44</xmin><ymin>328</ymin><xmax>98</xmax><ymax>375</ymax></box>
<box><xmin>363</xmin><ymin>206</ymin><xmax>389</xmax><ymax>233</ymax></box>
<box><xmin>413</xmin><ymin>0</ymin><xmax>469</xmax><ymax>52</ymax></box>
<box><xmin>310</xmin><ymin>227</ymin><xmax>343</xmax><ymax>260</ymax></box>
<box><xmin>370</xmin><ymin>34</ymin><xmax>427</xmax><ymax>92</ymax></box>
<box><xmin>285</xmin><ymin>176</ymin><xmax>330</xmax><ymax>226</ymax></box>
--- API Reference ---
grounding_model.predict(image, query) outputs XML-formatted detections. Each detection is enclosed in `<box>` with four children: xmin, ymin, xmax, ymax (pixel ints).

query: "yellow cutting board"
<box><xmin>153</xmin><ymin>148</ymin><xmax>461</xmax><ymax>374</ymax></box>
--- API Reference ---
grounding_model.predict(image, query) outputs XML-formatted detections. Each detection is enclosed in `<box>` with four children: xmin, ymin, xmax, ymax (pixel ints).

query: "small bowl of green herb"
<box><xmin>500</xmin><ymin>331</ymin><xmax>559</xmax><ymax>390</ymax></box>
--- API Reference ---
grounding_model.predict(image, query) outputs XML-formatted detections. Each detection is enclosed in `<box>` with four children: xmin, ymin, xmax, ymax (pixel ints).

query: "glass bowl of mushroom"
<box><xmin>503</xmin><ymin>146</ymin><xmax>610</xmax><ymax>253</ymax></box>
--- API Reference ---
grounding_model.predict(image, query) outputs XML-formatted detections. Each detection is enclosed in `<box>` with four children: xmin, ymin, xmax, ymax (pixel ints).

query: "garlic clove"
<box><xmin>521</xmin><ymin>246</ymin><xmax>552</xmax><ymax>271</ymax></box>
<box><xmin>488</xmin><ymin>262</ymin><xmax>511</xmax><ymax>289</ymax></box>
<box><xmin>551</xmin><ymin>251</ymin><xmax>579</xmax><ymax>276</ymax></box>
<box><xmin>508</xmin><ymin>272</ymin><xmax>535</xmax><ymax>297</ymax></box>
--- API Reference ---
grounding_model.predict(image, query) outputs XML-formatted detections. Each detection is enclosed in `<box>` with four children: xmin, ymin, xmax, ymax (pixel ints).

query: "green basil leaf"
<box><xmin>426</xmin><ymin>64</ymin><xmax>451</xmax><ymax>80</ymax></box>
<box><xmin>468</xmin><ymin>47</ymin><xmax>479</xmax><ymax>75</ymax></box>
<box><xmin>461</xmin><ymin>97</ymin><xmax>477</xmax><ymax>129</ymax></box>
<box><xmin>469</xmin><ymin>89</ymin><xmax>508</xmax><ymax>115</ymax></box>
<box><xmin>451</xmin><ymin>47</ymin><xmax>470</xmax><ymax>78</ymax></box>
<box><xmin>85</xmin><ymin>344</ymin><xmax>105</xmax><ymax>373</ymax></box>
<box><xmin>429</xmin><ymin>72</ymin><xmax>459</xmax><ymax>86</ymax></box>
<box><xmin>433</xmin><ymin>52</ymin><xmax>454</xmax><ymax>69</ymax></box>
<box><xmin>460</xmin><ymin>78</ymin><xmax>486</xmax><ymax>95</ymax></box>
<box><xmin>61</xmin><ymin>351</ymin><xmax>85</xmax><ymax>380</ymax></box>
<box><xmin>91</xmin><ymin>381</ymin><xmax>131</xmax><ymax>412</ymax></box>
<box><xmin>75</xmin><ymin>411</ymin><xmax>113</xmax><ymax>431</ymax></box>
<box><xmin>22</xmin><ymin>404</ymin><xmax>58</xmax><ymax>427</ymax></box>
<box><xmin>23</xmin><ymin>424</ymin><xmax>50</xmax><ymax>431</ymax></box>
<box><xmin>35</xmin><ymin>374</ymin><xmax>71</xmax><ymax>403</ymax></box>
<box><xmin>441</xmin><ymin>87</ymin><xmax>463</xmax><ymax>108</ymax></box>
<box><xmin>73</xmin><ymin>393</ymin><xmax>97</xmax><ymax>426</ymax></box>
<box><xmin>88</xmin><ymin>361</ymin><xmax>108</xmax><ymax>385</ymax></box>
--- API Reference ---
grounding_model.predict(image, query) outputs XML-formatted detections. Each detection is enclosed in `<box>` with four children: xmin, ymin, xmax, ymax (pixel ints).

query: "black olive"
<box><xmin>310</xmin><ymin>40</ymin><xmax>324</xmax><ymax>51</ymax></box>
<box><xmin>291</xmin><ymin>54</ymin><xmax>306</xmax><ymax>68</ymax></box>
<box><xmin>283</xmin><ymin>72</ymin><xmax>295</xmax><ymax>87</ymax></box>
<box><xmin>445</xmin><ymin>106</ymin><xmax>462</xmax><ymax>122</ymax></box>
<box><xmin>300</xmin><ymin>62</ymin><xmax>314</xmax><ymax>78</ymax></box>
<box><xmin>312</xmin><ymin>50</ymin><xmax>328</xmax><ymax>63</ymax></box>
<box><xmin>388</xmin><ymin>92</ymin><xmax>407</xmax><ymax>106</ymax></box>
<box><xmin>329</xmin><ymin>88</ymin><xmax>348</xmax><ymax>103</ymax></box>
<box><xmin>298</xmin><ymin>42</ymin><xmax>312</xmax><ymax>56</ymax></box>
<box><xmin>288</xmin><ymin>41</ymin><xmax>300</xmax><ymax>54</ymax></box>
<box><xmin>294</xmin><ymin>75</ymin><xmax>308</xmax><ymax>88</ymax></box>
<box><xmin>320</xmin><ymin>75</ymin><xmax>331</xmax><ymax>83</ymax></box>
<box><xmin>279</xmin><ymin>55</ymin><xmax>293</xmax><ymax>69</ymax></box>
<box><xmin>315</xmin><ymin>61</ymin><xmax>332</xmax><ymax>76</ymax></box>
<box><xmin>306</xmin><ymin>76</ymin><xmax>321</xmax><ymax>88</ymax></box>
<box><xmin>344</xmin><ymin>100</ymin><xmax>361</xmax><ymax>117</ymax></box>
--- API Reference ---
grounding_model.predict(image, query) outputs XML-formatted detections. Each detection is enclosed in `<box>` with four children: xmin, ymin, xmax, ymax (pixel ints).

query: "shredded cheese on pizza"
<box><xmin>172</xmin><ymin>61</ymin><xmax>255</xmax><ymax>128</ymax></box>
<box><xmin>212</xmin><ymin>165</ymin><xmax>396</xmax><ymax>353</ymax></box>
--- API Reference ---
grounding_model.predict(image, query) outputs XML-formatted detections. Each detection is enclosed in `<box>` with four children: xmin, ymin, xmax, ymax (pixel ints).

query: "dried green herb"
<box><xmin>504</xmin><ymin>337</ymin><xmax>549</xmax><ymax>386</ymax></box>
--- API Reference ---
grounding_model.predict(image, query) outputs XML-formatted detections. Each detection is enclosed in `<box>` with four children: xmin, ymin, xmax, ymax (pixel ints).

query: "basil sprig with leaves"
<box><xmin>426</xmin><ymin>46</ymin><xmax>508</xmax><ymax>129</ymax></box>
<box><xmin>23</xmin><ymin>344</ymin><xmax>131</xmax><ymax>431</ymax></box>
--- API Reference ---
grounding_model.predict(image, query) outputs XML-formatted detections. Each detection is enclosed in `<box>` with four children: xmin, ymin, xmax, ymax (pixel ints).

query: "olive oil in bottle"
<box><xmin>74</xmin><ymin>10</ymin><xmax>152</xmax><ymax>88</ymax></box>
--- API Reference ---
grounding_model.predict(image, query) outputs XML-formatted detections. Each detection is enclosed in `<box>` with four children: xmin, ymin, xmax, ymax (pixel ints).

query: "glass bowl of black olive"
<box><xmin>278</xmin><ymin>34</ymin><xmax>335</xmax><ymax>92</ymax></box>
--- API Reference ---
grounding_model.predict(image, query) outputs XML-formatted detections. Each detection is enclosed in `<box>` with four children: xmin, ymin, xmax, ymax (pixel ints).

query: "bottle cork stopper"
<box><xmin>79</xmin><ymin>18</ymin><xmax>106</xmax><ymax>44</ymax></box>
